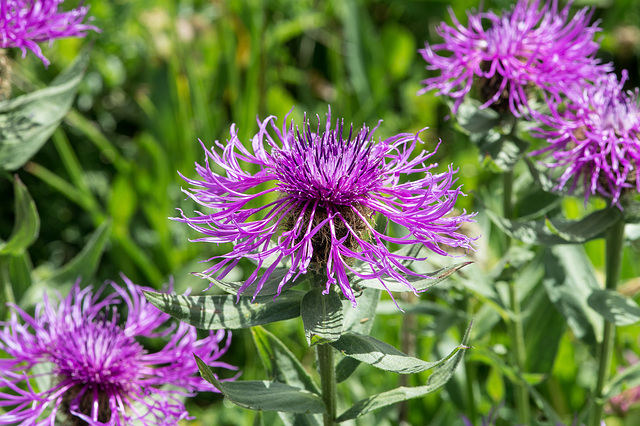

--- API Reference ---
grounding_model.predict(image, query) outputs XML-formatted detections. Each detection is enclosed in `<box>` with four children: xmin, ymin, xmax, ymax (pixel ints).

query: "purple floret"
<box><xmin>176</xmin><ymin>108</ymin><xmax>476</xmax><ymax>307</ymax></box>
<box><xmin>531</xmin><ymin>71</ymin><xmax>640</xmax><ymax>207</ymax></box>
<box><xmin>0</xmin><ymin>0</ymin><xmax>99</xmax><ymax>66</ymax></box>
<box><xmin>0</xmin><ymin>275</ymin><xmax>238</xmax><ymax>426</ymax></box>
<box><xmin>419</xmin><ymin>0</ymin><xmax>610</xmax><ymax>117</ymax></box>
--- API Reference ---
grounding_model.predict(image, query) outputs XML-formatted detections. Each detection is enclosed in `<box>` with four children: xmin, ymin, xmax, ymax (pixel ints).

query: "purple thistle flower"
<box><xmin>0</xmin><ymin>0</ymin><xmax>99</xmax><ymax>67</ymax></box>
<box><xmin>531</xmin><ymin>71</ymin><xmax>640</xmax><ymax>207</ymax></box>
<box><xmin>419</xmin><ymin>0</ymin><xmax>610</xmax><ymax>117</ymax></box>
<box><xmin>176</xmin><ymin>108</ymin><xmax>476</xmax><ymax>307</ymax></box>
<box><xmin>0</xmin><ymin>275</ymin><xmax>238</xmax><ymax>425</ymax></box>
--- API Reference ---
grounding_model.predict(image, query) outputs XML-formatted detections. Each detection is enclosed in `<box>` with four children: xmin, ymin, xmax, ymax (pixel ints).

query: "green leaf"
<box><xmin>143</xmin><ymin>289</ymin><xmax>304</xmax><ymax>330</ymax></box>
<box><xmin>587</xmin><ymin>289</ymin><xmax>640</xmax><ymax>326</ymax></box>
<box><xmin>335</xmin><ymin>357</ymin><xmax>362</xmax><ymax>384</ymax></box>
<box><xmin>486</xmin><ymin>207</ymin><xmax>621</xmax><ymax>245</ymax></box>
<box><xmin>473</xmin><ymin>131</ymin><xmax>529</xmax><ymax>172</ymax></box>
<box><xmin>342</xmin><ymin>287</ymin><xmax>379</xmax><ymax>334</ymax></box>
<box><xmin>196</xmin><ymin>356</ymin><xmax>326</xmax><ymax>414</ymax></box>
<box><xmin>251</xmin><ymin>327</ymin><xmax>323</xmax><ymax>426</ymax></box>
<box><xmin>542</xmin><ymin>246</ymin><xmax>603</xmax><ymax>344</ymax></box>
<box><xmin>352</xmin><ymin>262</ymin><xmax>471</xmax><ymax>292</ymax></box>
<box><xmin>194</xmin><ymin>268</ymin><xmax>303</xmax><ymax>297</ymax></box>
<box><xmin>330</xmin><ymin>330</ymin><xmax>469</xmax><ymax>374</ymax></box>
<box><xmin>335</xmin><ymin>288</ymin><xmax>381</xmax><ymax>382</ymax></box>
<box><xmin>251</xmin><ymin>326</ymin><xmax>320</xmax><ymax>394</ymax></box>
<box><xmin>604</xmin><ymin>359</ymin><xmax>640</xmax><ymax>399</ymax></box>
<box><xmin>0</xmin><ymin>176</ymin><xmax>40</xmax><ymax>255</ymax></box>
<box><xmin>454</xmin><ymin>98</ymin><xmax>501</xmax><ymax>134</ymax></box>
<box><xmin>0</xmin><ymin>49</ymin><xmax>89</xmax><ymax>170</ymax></box>
<box><xmin>301</xmin><ymin>288</ymin><xmax>343</xmax><ymax>346</ymax></box>
<box><xmin>335</xmin><ymin>322</ymin><xmax>472</xmax><ymax>422</ymax></box>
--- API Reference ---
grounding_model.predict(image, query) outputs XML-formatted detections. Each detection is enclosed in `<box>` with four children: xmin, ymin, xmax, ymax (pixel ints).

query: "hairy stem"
<box><xmin>503</xmin><ymin>169</ymin><xmax>530</xmax><ymax>424</ymax></box>
<box><xmin>317</xmin><ymin>343</ymin><xmax>337</xmax><ymax>426</ymax></box>
<box><xmin>590</xmin><ymin>218</ymin><xmax>626</xmax><ymax>426</ymax></box>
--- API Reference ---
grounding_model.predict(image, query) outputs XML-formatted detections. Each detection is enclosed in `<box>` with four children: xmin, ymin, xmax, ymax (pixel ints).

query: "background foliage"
<box><xmin>2</xmin><ymin>0</ymin><xmax>640</xmax><ymax>424</ymax></box>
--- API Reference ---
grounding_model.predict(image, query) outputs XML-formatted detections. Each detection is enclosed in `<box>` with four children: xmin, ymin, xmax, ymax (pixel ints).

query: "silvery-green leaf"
<box><xmin>587</xmin><ymin>289</ymin><xmax>640</xmax><ymax>326</ymax></box>
<box><xmin>0</xmin><ymin>49</ymin><xmax>89</xmax><ymax>170</ymax></box>
<box><xmin>486</xmin><ymin>208</ymin><xmax>621</xmax><ymax>245</ymax></box>
<box><xmin>330</xmin><ymin>329</ymin><xmax>470</xmax><ymax>374</ymax></box>
<box><xmin>196</xmin><ymin>356</ymin><xmax>326</xmax><ymax>414</ymax></box>
<box><xmin>335</xmin><ymin>322</ymin><xmax>472</xmax><ymax>422</ymax></box>
<box><xmin>351</xmin><ymin>262</ymin><xmax>471</xmax><ymax>292</ymax></box>
<box><xmin>143</xmin><ymin>290</ymin><xmax>304</xmax><ymax>330</ymax></box>
<box><xmin>193</xmin><ymin>268</ymin><xmax>303</xmax><ymax>297</ymax></box>
<box><xmin>301</xmin><ymin>287</ymin><xmax>343</xmax><ymax>346</ymax></box>
<box><xmin>0</xmin><ymin>176</ymin><xmax>39</xmax><ymax>255</ymax></box>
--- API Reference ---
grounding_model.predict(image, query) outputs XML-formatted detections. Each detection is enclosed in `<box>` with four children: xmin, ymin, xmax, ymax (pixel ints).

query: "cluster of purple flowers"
<box><xmin>0</xmin><ymin>276</ymin><xmax>237</xmax><ymax>425</ymax></box>
<box><xmin>420</xmin><ymin>0</ymin><xmax>639</xmax><ymax>208</ymax></box>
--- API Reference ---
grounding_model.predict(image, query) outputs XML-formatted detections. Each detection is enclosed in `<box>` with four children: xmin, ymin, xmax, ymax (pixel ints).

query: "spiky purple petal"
<box><xmin>531</xmin><ymin>71</ymin><xmax>640</xmax><ymax>207</ymax></box>
<box><xmin>176</xmin><ymin>108</ymin><xmax>476</xmax><ymax>307</ymax></box>
<box><xmin>0</xmin><ymin>0</ymin><xmax>99</xmax><ymax>66</ymax></box>
<box><xmin>0</xmin><ymin>275</ymin><xmax>238</xmax><ymax>425</ymax></box>
<box><xmin>419</xmin><ymin>0</ymin><xmax>610</xmax><ymax>117</ymax></box>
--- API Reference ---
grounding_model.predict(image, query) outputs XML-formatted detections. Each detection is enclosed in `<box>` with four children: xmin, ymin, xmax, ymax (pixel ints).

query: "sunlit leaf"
<box><xmin>0</xmin><ymin>49</ymin><xmax>89</xmax><ymax>170</ymax></box>
<box><xmin>335</xmin><ymin>322</ymin><xmax>472</xmax><ymax>422</ymax></box>
<box><xmin>0</xmin><ymin>176</ymin><xmax>40</xmax><ymax>255</ymax></box>
<box><xmin>587</xmin><ymin>289</ymin><xmax>640</xmax><ymax>326</ymax></box>
<box><xmin>196</xmin><ymin>356</ymin><xmax>326</xmax><ymax>414</ymax></box>
<box><xmin>143</xmin><ymin>289</ymin><xmax>304</xmax><ymax>330</ymax></box>
<box><xmin>331</xmin><ymin>325</ymin><xmax>471</xmax><ymax>374</ymax></box>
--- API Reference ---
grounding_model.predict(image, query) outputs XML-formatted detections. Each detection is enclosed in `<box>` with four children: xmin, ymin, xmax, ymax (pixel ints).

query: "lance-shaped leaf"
<box><xmin>0</xmin><ymin>176</ymin><xmax>39</xmax><ymax>255</ymax></box>
<box><xmin>330</xmin><ymin>330</ymin><xmax>470</xmax><ymax>374</ymax></box>
<box><xmin>252</xmin><ymin>326</ymin><xmax>320</xmax><ymax>394</ymax></box>
<box><xmin>252</xmin><ymin>327</ymin><xmax>323</xmax><ymax>426</ymax></box>
<box><xmin>454</xmin><ymin>98</ymin><xmax>501</xmax><ymax>134</ymax></box>
<box><xmin>351</xmin><ymin>262</ymin><xmax>471</xmax><ymax>292</ymax></box>
<box><xmin>301</xmin><ymin>288</ymin><xmax>343</xmax><ymax>346</ymax></box>
<box><xmin>143</xmin><ymin>290</ymin><xmax>304</xmax><ymax>330</ymax></box>
<box><xmin>193</xmin><ymin>268</ymin><xmax>302</xmax><ymax>297</ymax></box>
<box><xmin>196</xmin><ymin>356</ymin><xmax>326</xmax><ymax>414</ymax></box>
<box><xmin>486</xmin><ymin>208</ymin><xmax>621</xmax><ymax>245</ymax></box>
<box><xmin>0</xmin><ymin>49</ymin><xmax>89</xmax><ymax>171</ymax></box>
<box><xmin>336</xmin><ymin>287</ymin><xmax>381</xmax><ymax>382</ymax></box>
<box><xmin>542</xmin><ymin>246</ymin><xmax>603</xmax><ymax>344</ymax></box>
<box><xmin>588</xmin><ymin>289</ymin><xmax>640</xmax><ymax>326</ymax></box>
<box><xmin>335</xmin><ymin>322</ymin><xmax>472</xmax><ymax>422</ymax></box>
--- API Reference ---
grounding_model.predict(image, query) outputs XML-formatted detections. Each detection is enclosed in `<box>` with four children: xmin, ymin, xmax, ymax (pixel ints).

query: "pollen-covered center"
<box><xmin>272</xmin><ymin>120</ymin><xmax>385</xmax><ymax>205</ymax></box>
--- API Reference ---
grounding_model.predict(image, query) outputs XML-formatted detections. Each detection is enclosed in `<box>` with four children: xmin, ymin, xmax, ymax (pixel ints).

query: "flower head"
<box><xmin>0</xmin><ymin>0</ymin><xmax>99</xmax><ymax>67</ymax></box>
<box><xmin>531</xmin><ymin>71</ymin><xmax>640</xmax><ymax>207</ymax></box>
<box><xmin>0</xmin><ymin>275</ymin><xmax>237</xmax><ymax>426</ymax></box>
<box><xmin>176</xmin><ymin>108</ymin><xmax>476</xmax><ymax>306</ymax></box>
<box><xmin>419</xmin><ymin>0</ymin><xmax>610</xmax><ymax>117</ymax></box>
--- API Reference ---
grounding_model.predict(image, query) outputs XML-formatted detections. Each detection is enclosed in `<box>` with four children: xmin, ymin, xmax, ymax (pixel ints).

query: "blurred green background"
<box><xmin>2</xmin><ymin>0</ymin><xmax>640</xmax><ymax>424</ymax></box>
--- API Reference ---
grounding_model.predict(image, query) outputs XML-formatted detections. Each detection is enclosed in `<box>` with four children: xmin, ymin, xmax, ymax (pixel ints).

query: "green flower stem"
<box><xmin>0</xmin><ymin>255</ymin><xmax>15</xmax><ymax>320</ymax></box>
<box><xmin>590</xmin><ymin>218</ymin><xmax>626</xmax><ymax>426</ymax></box>
<box><xmin>317</xmin><ymin>343</ymin><xmax>337</xmax><ymax>426</ymax></box>
<box><xmin>503</xmin><ymin>169</ymin><xmax>530</xmax><ymax>424</ymax></box>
